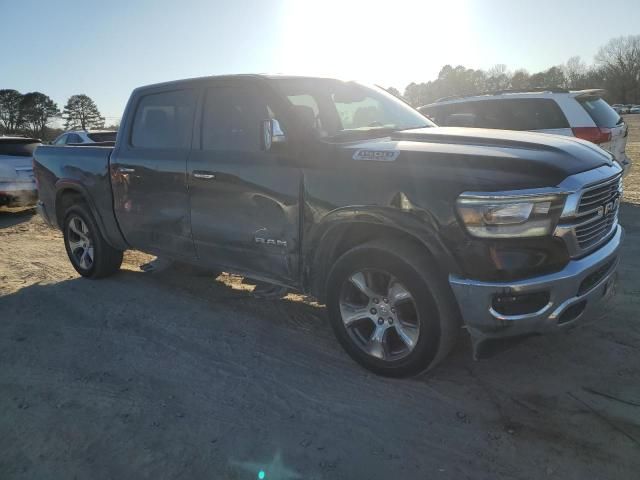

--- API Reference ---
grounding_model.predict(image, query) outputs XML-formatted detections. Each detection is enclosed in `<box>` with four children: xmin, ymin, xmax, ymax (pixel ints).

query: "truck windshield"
<box><xmin>272</xmin><ymin>78</ymin><xmax>433</xmax><ymax>140</ymax></box>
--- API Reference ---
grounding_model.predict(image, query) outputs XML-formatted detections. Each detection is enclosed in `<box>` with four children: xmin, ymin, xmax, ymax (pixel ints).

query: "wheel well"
<box><xmin>309</xmin><ymin>223</ymin><xmax>437</xmax><ymax>301</ymax></box>
<box><xmin>55</xmin><ymin>189</ymin><xmax>85</xmax><ymax>228</ymax></box>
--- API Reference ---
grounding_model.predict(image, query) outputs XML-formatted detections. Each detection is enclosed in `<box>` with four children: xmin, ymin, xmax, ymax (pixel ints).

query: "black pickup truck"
<box><xmin>34</xmin><ymin>75</ymin><xmax>623</xmax><ymax>376</ymax></box>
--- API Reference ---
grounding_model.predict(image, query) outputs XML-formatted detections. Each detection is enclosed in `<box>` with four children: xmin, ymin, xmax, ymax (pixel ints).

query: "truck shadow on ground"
<box><xmin>1</xmin><ymin>204</ymin><xmax>639</xmax><ymax>479</ymax></box>
<box><xmin>0</xmin><ymin>208</ymin><xmax>35</xmax><ymax>229</ymax></box>
<box><xmin>2</xmin><ymin>259</ymin><xmax>639</xmax><ymax>479</ymax></box>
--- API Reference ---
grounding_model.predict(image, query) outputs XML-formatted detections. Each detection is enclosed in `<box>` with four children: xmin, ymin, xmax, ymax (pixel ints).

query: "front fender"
<box><xmin>303</xmin><ymin>204</ymin><xmax>461</xmax><ymax>298</ymax></box>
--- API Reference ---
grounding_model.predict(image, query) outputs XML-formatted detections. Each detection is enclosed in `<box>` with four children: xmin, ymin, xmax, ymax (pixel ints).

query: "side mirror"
<box><xmin>262</xmin><ymin>119</ymin><xmax>286</xmax><ymax>151</ymax></box>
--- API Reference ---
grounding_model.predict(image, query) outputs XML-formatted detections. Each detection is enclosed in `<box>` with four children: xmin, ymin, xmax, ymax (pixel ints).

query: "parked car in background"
<box><xmin>611</xmin><ymin>104</ymin><xmax>628</xmax><ymax>114</ymax></box>
<box><xmin>34</xmin><ymin>75</ymin><xmax>623</xmax><ymax>376</ymax></box>
<box><xmin>0</xmin><ymin>136</ymin><xmax>41</xmax><ymax>208</ymax></box>
<box><xmin>52</xmin><ymin>130</ymin><xmax>117</xmax><ymax>145</ymax></box>
<box><xmin>630</xmin><ymin>105</ymin><xmax>640</xmax><ymax>114</ymax></box>
<box><xmin>420</xmin><ymin>89</ymin><xmax>631</xmax><ymax>174</ymax></box>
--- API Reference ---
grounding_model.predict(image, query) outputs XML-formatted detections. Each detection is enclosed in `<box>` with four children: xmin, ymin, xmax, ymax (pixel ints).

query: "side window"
<box><xmin>504</xmin><ymin>99</ymin><xmax>569</xmax><ymax>130</ymax></box>
<box><xmin>286</xmin><ymin>94</ymin><xmax>324</xmax><ymax>134</ymax></box>
<box><xmin>419</xmin><ymin>106</ymin><xmax>441</xmax><ymax>124</ymax></box>
<box><xmin>437</xmin><ymin>103</ymin><xmax>479</xmax><ymax>127</ymax></box>
<box><xmin>54</xmin><ymin>135</ymin><xmax>67</xmax><ymax>145</ymax></box>
<box><xmin>287</xmin><ymin>94</ymin><xmax>320</xmax><ymax>117</ymax></box>
<box><xmin>201</xmin><ymin>85</ymin><xmax>271</xmax><ymax>152</ymax></box>
<box><xmin>66</xmin><ymin>134</ymin><xmax>82</xmax><ymax>144</ymax></box>
<box><xmin>467</xmin><ymin>99</ymin><xmax>568</xmax><ymax>131</ymax></box>
<box><xmin>442</xmin><ymin>103</ymin><xmax>478</xmax><ymax>127</ymax></box>
<box><xmin>472</xmin><ymin>101</ymin><xmax>511</xmax><ymax>129</ymax></box>
<box><xmin>131</xmin><ymin>89</ymin><xmax>197</xmax><ymax>149</ymax></box>
<box><xmin>333</xmin><ymin>96</ymin><xmax>384</xmax><ymax>129</ymax></box>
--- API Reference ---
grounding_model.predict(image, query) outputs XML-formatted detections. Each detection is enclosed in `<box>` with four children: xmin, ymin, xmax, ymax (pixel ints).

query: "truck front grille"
<box><xmin>554</xmin><ymin>167</ymin><xmax>623</xmax><ymax>258</ymax></box>
<box><xmin>577</xmin><ymin>175</ymin><xmax>622</xmax><ymax>213</ymax></box>
<box><xmin>574</xmin><ymin>174</ymin><xmax>621</xmax><ymax>250</ymax></box>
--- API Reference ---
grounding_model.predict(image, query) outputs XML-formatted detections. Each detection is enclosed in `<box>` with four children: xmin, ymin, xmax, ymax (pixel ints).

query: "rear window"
<box><xmin>421</xmin><ymin>98</ymin><xmax>569</xmax><ymax>131</ymax></box>
<box><xmin>0</xmin><ymin>141</ymin><xmax>40</xmax><ymax>157</ymax></box>
<box><xmin>131</xmin><ymin>89</ymin><xmax>197</xmax><ymax>149</ymax></box>
<box><xmin>88</xmin><ymin>132</ymin><xmax>117</xmax><ymax>142</ymax></box>
<box><xmin>578</xmin><ymin>97</ymin><xmax>622</xmax><ymax>128</ymax></box>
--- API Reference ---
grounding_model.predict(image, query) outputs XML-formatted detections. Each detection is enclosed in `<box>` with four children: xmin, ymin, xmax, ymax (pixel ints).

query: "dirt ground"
<box><xmin>2</xmin><ymin>119</ymin><xmax>640</xmax><ymax>480</ymax></box>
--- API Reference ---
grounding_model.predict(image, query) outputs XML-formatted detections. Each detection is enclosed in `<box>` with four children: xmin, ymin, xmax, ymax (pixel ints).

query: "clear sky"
<box><xmin>2</xmin><ymin>0</ymin><xmax>639</xmax><ymax>122</ymax></box>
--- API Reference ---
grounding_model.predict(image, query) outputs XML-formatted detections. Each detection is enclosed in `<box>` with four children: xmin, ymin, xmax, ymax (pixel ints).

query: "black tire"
<box><xmin>63</xmin><ymin>203</ymin><xmax>123</xmax><ymax>279</ymax></box>
<box><xmin>326</xmin><ymin>238</ymin><xmax>460</xmax><ymax>377</ymax></box>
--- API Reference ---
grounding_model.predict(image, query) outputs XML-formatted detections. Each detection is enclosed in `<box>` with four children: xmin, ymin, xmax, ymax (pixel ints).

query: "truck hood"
<box><xmin>345</xmin><ymin>127</ymin><xmax>615</xmax><ymax>190</ymax></box>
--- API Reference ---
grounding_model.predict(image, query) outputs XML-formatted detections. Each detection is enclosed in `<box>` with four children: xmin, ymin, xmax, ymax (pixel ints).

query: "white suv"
<box><xmin>419</xmin><ymin>89</ymin><xmax>631</xmax><ymax>173</ymax></box>
<box><xmin>52</xmin><ymin>129</ymin><xmax>117</xmax><ymax>145</ymax></box>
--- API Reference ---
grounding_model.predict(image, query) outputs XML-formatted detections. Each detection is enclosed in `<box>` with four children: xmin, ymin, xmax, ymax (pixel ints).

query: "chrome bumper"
<box><xmin>449</xmin><ymin>225</ymin><xmax>623</xmax><ymax>341</ymax></box>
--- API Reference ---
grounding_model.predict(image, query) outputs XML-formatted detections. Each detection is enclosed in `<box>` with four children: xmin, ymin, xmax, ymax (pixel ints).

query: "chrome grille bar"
<box><xmin>554</xmin><ymin>164</ymin><xmax>623</xmax><ymax>258</ymax></box>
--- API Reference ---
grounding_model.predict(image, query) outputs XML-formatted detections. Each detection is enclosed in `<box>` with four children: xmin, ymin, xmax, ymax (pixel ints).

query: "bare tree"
<box><xmin>528</xmin><ymin>66</ymin><xmax>566</xmax><ymax>89</ymax></box>
<box><xmin>510</xmin><ymin>69</ymin><xmax>530</xmax><ymax>89</ymax></box>
<box><xmin>63</xmin><ymin>94</ymin><xmax>105</xmax><ymax>130</ymax></box>
<box><xmin>563</xmin><ymin>56</ymin><xmax>588</xmax><ymax>88</ymax></box>
<box><xmin>595</xmin><ymin>35</ymin><xmax>640</xmax><ymax>103</ymax></box>
<box><xmin>0</xmin><ymin>89</ymin><xmax>24</xmax><ymax>133</ymax></box>
<box><xmin>20</xmin><ymin>92</ymin><xmax>60</xmax><ymax>138</ymax></box>
<box><xmin>485</xmin><ymin>64</ymin><xmax>511</xmax><ymax>91</ymax></box>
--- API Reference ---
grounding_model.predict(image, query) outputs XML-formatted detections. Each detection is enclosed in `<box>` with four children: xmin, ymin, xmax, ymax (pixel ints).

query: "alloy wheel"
<box><xmin>339</xmin><ymin>269</ymin><xmax>420</xmax><ymax>361</ymax></box>
<box><xmin>67</xmin><ymin>216</ymin><xmax>94</xmax><ymax>270</ymax></box>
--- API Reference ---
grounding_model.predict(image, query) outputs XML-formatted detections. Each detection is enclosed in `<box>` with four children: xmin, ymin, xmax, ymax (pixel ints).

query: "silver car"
<box><xmin>0</xmin><ymin>137</ymin><xmax>41</xmax><ymax>207</ymax></box>
<box><xmin>52</xmin><ymin>129</ymin><xmax>117</xmax><ymax>145</ymax></box>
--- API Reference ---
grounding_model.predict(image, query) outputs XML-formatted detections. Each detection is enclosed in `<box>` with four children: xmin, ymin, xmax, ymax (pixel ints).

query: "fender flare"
<box><xmin>54</xmin><ymin>180</ymin><xmax>128</xmax><ymax>251</ymax></box>
<box><xmin>303</xmin><ymin>206</ymin><xmax>461</xmax><ymax>299</ymax></box>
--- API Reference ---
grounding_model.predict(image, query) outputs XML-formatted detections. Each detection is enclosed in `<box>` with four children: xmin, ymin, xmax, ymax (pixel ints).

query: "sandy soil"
<box><xmin>1</xmin><ymin>118</ymin><xmax>640</xmax><ymax>479</ymax></box>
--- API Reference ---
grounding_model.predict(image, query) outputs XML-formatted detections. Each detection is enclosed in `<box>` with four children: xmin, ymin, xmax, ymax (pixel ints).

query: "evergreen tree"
<box><xmin>63</xmin><ymin>94</ymin><xmax>105</xmax><ymax>130</ymax></box>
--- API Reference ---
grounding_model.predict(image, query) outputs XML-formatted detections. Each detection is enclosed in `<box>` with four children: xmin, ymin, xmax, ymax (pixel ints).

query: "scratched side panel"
<box><xmin>188</xmin><ymin>149</ymin><xmax>302</xmax><ymax>285</ymax></box>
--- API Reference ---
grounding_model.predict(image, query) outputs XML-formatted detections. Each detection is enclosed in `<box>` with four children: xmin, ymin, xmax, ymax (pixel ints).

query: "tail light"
<box><xmin>572</xmin><ymin>127</ymin><xmax>612</xmax><ymax>144</ymax></box>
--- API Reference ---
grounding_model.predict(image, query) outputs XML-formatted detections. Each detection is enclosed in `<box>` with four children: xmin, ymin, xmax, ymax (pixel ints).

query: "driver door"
<box><xmin>187</xmin><ymin>79</ymin><xmax>302</xmax><ymax>285</ymax></box>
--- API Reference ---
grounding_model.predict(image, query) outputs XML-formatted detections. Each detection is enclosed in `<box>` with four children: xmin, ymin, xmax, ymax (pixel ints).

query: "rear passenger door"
<box><xmin>187</xmin><ymin>78</ymin><xmax>302</xmax><ymax>284</ymax></box>
<box><xmin>110</xmin><ymin>87</ymin><xmax>198</xmax><ymax>259</ymax></box>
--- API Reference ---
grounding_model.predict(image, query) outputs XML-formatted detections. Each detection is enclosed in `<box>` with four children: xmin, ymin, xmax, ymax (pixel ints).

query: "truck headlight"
<box><xmin>456</xmin><ymin>193</ymin><xmax>565</xmax><ymax>238</ymax></box>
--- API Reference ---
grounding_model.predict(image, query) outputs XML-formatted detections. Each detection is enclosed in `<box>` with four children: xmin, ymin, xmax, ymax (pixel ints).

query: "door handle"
<box><xmin>117</xmin><ymin>167</ymin><xmax>136</xmax><ymax>173</ymax></box>
<box><xmin>193</xmin><ymin>171</ymin><xmax>216</xmax><ymax>180</ymax></box>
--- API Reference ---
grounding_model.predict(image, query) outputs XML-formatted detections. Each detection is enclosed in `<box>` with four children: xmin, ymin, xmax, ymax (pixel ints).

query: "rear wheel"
<box><xmin>326</xmin><ymin>239</ymin><xmax>460</xmax><ymax>377</ymax></box>
<box><xmin>63</xmin><ymin>204</ymin><xmax>123</xmax><ymax>278</ymax></box>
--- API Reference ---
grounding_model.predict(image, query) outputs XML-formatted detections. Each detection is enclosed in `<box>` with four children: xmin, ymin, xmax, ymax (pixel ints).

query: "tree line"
<box><xmin>2</xmin><ymin>35</ymin><xmax>638</xmax><ymax>140</ymax></box>
<box><xmin>389</xmin><ymin>35</ymin><xmax>640</xmax><ymax>107</ymax></box>
<box><xmin>0</xmin><ymin>91</ymin><xmax>106</xmax><ymax>140</ymax></box>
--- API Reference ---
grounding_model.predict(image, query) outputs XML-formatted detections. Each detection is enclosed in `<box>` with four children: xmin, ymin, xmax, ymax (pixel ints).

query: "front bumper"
<box><xmin>449</xmin><ymin>225</ymin><xmax>623</xmax><ymax>342</ymax></box>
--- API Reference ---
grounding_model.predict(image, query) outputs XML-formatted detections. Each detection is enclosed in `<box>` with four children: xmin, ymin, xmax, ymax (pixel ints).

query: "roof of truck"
<box><xmin>134</xmin><ymin>74</ymin><xmax>345</xmax><ymax>92</ymax></box>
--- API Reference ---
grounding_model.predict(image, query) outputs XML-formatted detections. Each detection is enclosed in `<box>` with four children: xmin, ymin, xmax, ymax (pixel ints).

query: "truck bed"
<box><xmin>33</xmin><ymin>145</ymin><xmax>127</xmax><ymax>249</ymax></box>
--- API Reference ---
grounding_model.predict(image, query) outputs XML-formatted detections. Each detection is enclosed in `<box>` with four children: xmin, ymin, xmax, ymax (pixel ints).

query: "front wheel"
<box><xmin>63</xmin><ymin>204</ymin><xmax>123</xmax><ymax>278</ymax></box>
<box><xmin>326</xmin><ymin>239</ymin><xmax>460</xmax><ymax>377</ymax></box>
